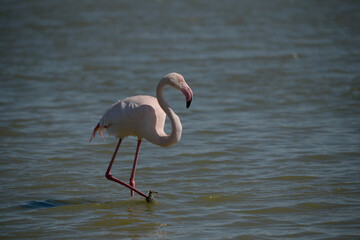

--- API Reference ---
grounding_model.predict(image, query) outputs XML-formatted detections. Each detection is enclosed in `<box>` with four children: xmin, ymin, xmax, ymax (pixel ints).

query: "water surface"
<box><xmin>1</xmin><ymin>0</ymin><xmax>360</xmax><ymax>239</ymax></box>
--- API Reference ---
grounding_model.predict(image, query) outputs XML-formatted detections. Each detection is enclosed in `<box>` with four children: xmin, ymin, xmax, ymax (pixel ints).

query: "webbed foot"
<box><xmin>146</xmin><ymin>190</ymin><xmax>158</xmax><ymax>203</ymax></box>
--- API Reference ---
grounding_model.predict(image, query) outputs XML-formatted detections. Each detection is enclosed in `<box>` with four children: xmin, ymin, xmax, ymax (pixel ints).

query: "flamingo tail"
<box><xmin>89</xmin><ymin>122</ymin><xmax>105</xmax><ymax>142</ymax></box>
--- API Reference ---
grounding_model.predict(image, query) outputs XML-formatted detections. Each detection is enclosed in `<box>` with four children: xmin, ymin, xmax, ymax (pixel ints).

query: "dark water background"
<box><xmin>1</xmin><ymin>0</ymin><xmax>360</xmax><ymax>239</ymax></box>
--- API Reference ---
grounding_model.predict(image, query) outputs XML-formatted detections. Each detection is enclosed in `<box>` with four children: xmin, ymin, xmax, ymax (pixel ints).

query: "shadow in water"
<box><xmin>20</xmin><ymin>196</ymin><xmax>157</xmax><ymax>210</ymax></box>
<box><xmin>21</xmin><ymin>199</ymin><xmax>70</xmax><ymax>209</ymax></box>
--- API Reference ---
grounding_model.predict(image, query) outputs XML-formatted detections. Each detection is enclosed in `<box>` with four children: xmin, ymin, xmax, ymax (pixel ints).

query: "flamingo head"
<box><xmin>164</xmin><ymin>72</ymin><xmax>193</xmax><ymax>108</ymax></box>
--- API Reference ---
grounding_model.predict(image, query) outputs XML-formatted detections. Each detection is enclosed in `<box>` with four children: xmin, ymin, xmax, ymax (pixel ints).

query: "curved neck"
<box><xmin>155</xmin><ymin>78</ymin><xmax>182</xmax><ymax>147</ymax></box>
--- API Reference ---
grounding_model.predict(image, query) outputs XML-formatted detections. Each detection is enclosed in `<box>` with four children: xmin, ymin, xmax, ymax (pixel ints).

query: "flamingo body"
<box><xmin>90</xmin><ymin>72</ymin><xmax>193</xmax><ymax>201</ymax></box>
<box><xmin>100</xmin><ymin>95</ymin><xmax>167</xmax><ymax>143</ymax></box>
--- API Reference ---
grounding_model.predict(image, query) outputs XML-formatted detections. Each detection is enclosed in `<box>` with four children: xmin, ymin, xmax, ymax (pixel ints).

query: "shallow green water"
<box><xmin>1</xmin><ymin>0</ymin><xmax>360</xmax><ymax>239</ymax></box>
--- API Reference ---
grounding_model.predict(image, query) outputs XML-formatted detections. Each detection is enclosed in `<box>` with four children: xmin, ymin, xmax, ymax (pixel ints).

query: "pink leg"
<box><xmin>130</xmin><ymin>139</ymin><xmax>142</xmax><ymax>196</ymax></box>
<box><xmin>105</xmin><ymin>138</ymin><xmax>148</xmax><ymax>199</ymax></box>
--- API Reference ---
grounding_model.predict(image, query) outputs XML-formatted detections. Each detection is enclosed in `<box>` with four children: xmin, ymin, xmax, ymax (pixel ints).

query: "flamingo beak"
<box><xmin>181</xmin><ymin>82</ymin><xmax>193</xmax><ymax>109</ymax></box>
<box><xmin>186</xmin><ymin>98</ymin><xmax>192</xmax><ymax>108</ymax></box>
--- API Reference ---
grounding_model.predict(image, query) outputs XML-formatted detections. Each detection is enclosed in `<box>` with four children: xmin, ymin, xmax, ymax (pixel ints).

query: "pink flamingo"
<box><xmin>90</xmin><ymin>73</ymin><xmax>193</xmax><ymax>202</ymax></box>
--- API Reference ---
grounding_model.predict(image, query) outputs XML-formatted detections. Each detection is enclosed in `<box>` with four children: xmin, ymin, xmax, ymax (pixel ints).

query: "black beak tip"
<box><xmin>186</xmin><ymin>98</ymin><xmax>192</xmax><ymax>108</ymax></box>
